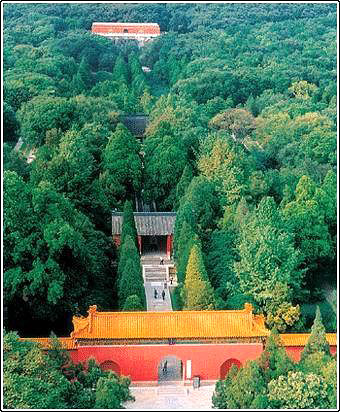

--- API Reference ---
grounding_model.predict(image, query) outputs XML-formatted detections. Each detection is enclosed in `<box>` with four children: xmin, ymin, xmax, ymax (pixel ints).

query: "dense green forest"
<box><xmin>3</xmin><ymin>3</ymin><xmax>337</xmax><ymax>340</ymax></box>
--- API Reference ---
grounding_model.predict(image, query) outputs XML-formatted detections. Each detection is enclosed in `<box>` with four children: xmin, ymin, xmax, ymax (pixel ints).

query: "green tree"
<box><xmin>175</xmin><ymin>175</ymin><xmax>221</xmax><ymax>244</ymax></box>
<box><xmin>209</xmin><ymin>108</ymin><xmax>256</xmax><ymax>140</ymax></box>
<box><xmin>120</xmin><ymin>200</ymin><xmax>138</xmax><ymax>247</ymax></box>
<box><xmin>198</xmin><ymin>134</ymin><xmax>251</xmax><ymax>208</ymax></box>
<box><xmin>101</xmin><ymin>124</ymin><xmax>142</xmax><ymax>206</ymax></box>
<box><xmin>213</xmin><ymin>361</ymin><xmax>267</xmax><ymax>409</ymax></box>
<box><xmin>234</xmin><ymin>197</ymin><xmax>304</xmax><ymax>328</ymax></box>
<box><xmin>30</xmin><ymin>127</ymin><xmax>110</xmax><ymax>232</ymax></box>
<box><xmin>3</xmin><ymin>143</ymin><xmax>30</xmax><ymax>180</ymax></box>
<box><xmin>268</xmin><ymin>371</ymin><xmax>330</xmax><ymax>409</ymax></box>
<box><xmin>258</xmin><ymin>330</ymin><xmax>295</xmax><ymax>383</ymax></box>
<box><xmin>4</xmin><ymin>172</ymin><xmax>115</xmax><ymax>323</ymax></box>
<box><xmin>77</xmin><ymin>56</ymin><xmax>93</xmax><ymax>89</ymax></box>
<box><xmin>95</xmin><ymin>372</ymin><xmax>133</xmax><ymax>408</ymax></box>
<box><xmin>113</xmin><ymin>55</ymin><xmax>128</xmax><ymax>84</ymax></box>
<box><xmin>182</xmin><ymin>244</ymin><xmax>216</xmax><ymax>310</ymax></box>
<box><xmin>3</xmin><ymin>102</ymin><xmax>20</xmax><ymax>142</ymax></box>
<box><xmin>282</xmin><ymin>175</ymin><xmax>333</xmax><ymax>268</ymax></box>
<box><xmin>288</xmin><ymin>80</ymin><xmax>318</xmax><ymax>100</ymax></box>
<box><xmin>123</xmin><ymin>295</ymin><xmax>144</xmax><ymax>311</ymax></box>
<box><xmin>212</xmin><ymin>364</ymin><xmax>239</xmax><ymax>409</ymax></box>
<box><xmin>175</xmin><ymin>163</ymin><xmax>194</xmax><ymax>208</ymax></box>
<box><xmin>71</xmin><ymin>72</ymin><xmax>86</xmax><ymax>95</ymax></box>
<box><xmin>3</xmin><ymin>331</ymin><xmax>70</xmax><ymax>409</ymax></box>
<box><xmin>17</xmin><ymin>96</ymin><xmax>75</xmax><ymax>146</ymax></box>
<box><xmin>206</xmin><ymin>229</ymin><xmax>238</xmax><ymax>291</ymax></box>
<box><xmin>118</xmin><ymin>257</ymin><xmax>145</xmax><ymax>310</ymax></box>
<box><xmin>174</xmin><ymin>221</ymin><xmax>198</xmax><ymax>284</ymax></box>
<box><xmin>143</xmin><ymin>135</ymin><xmax>188</xmax><ymax>209</ymax></box>
<box><xmin>117</xmin><ymin>235</ymin><xmax>140</xmax><ymax>282</ymax></box>
<box><xmin>301</xmin><ymin>306</ymin><xmax>331</xmax><ymax>361</ymax></box>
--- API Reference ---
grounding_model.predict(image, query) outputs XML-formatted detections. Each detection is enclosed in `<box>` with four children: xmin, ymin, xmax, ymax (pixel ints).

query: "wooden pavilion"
<box><xmin>112</xmin><ymin>212</ymin><xmax>176</xmax><ymax>258</ymax></box>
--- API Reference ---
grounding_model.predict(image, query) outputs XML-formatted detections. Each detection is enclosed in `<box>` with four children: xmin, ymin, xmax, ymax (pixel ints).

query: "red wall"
<box><xmin>92</xmin><ymin>24</ymin><xmax>160</xmax><ymax>35</ymax></box>
<box><xmin>166</xmin><ymin>235</ymin><xmax>172</xmax><ymax>258</ymax></box>
<box><xmin>70</xmin><ymin>343</ymin><xmax>263</xmax><ymax>382</ymax></box>
<box><xmin>285</xmin><ymin>345</ymin><xmax>337</xmax><ymax>363</ymax></box>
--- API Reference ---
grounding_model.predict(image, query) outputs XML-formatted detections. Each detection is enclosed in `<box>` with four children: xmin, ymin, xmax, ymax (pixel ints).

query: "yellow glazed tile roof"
<box><xmin>280</xmin><ymin>333</ymin><xmax>337</xmax><ymax>347</ymax></box>
<box><xmin>70</xmin><ymin>304</ymin><xmax>270</xmax><ymax>340</ymax></box>
<box><xmin>18</xmin><ymin>337</ymin><xmax>76</xmax><ymax>350</ymax></box>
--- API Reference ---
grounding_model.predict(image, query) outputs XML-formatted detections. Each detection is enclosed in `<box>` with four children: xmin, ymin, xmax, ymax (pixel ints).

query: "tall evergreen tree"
<box><xmin>175</xmin><ymin>163</ymin><xmax>194</xmax><ymax>208</ymax></box>
<box><xmin>301</xmin><ymin>306</ymin><xmax>331</xmax><ymax>361</ymax></box>
<box><xmin>182</xmin><ymin>244</ymin><xmax>216</xmax><ymax>310</ymax></box>
<box><xmin>212</xmin><ymin>361</ymin><xmax>267</xmax><ymax>409</ymax></box>
<box><xmin>258</xmin><ymin>329</ymin><xmax>295</xmax><ymax>382</ymax></box>
<box><xmin>78</xmin><ymin>56</ymin><xmax>93</xmax><ymax>89</ymax></box>
<box><xmin>118</xmin><ymin>257</ymin><xmax>145</xmax><ymax>310</ymax></box>
<box><xmin>117</xmin><ymin>235</ymin><xmax>140</xmax><ymax>283</ymax></box>
<box><xmin>120</xmin><ymin>200</ymin><xmax>138</xmax><ymax>248</ymax></box>
<box><xmin>101</xmin><ymin>124</ymin><xmax>142</xmax><ymax>205</ymax></box>
<box><xmin>174</xmin><ymin>221</ymin><xmax>198</xmax><ymax>283</ymax></box>
<box><xmin>113</xmin><ymin>56</ymin><xmax>129</xmax><ymax>84</ymax></box>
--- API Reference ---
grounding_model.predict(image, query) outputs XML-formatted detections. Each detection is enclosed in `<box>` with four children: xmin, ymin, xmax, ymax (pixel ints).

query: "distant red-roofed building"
<box><xmin>91</xmin><ymin>22</ymin><xmax>161</xmax><ymax>46</ymax></box>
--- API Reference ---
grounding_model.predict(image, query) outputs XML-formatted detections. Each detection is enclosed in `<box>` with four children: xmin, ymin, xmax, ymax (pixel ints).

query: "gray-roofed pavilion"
<box><xmin>112</xmin><ymin>212</ymin><xmax>176</xmax><ymax>257</ymax></box>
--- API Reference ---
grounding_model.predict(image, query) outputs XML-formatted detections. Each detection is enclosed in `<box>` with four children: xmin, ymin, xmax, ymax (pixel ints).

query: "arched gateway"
<box><xmin>158</xmin><ymin>355</ymin><xmax>183</xmax><ymax>382</ymax></box>
<box><xmin>220</xmin><ymin>358</ymin><xmax>241</xmax><ymax>380</ymax></box>
<box><xmin>100</xmin><ymin>360</ymin><xmax>121</xmax><ymax>375</ymax></box>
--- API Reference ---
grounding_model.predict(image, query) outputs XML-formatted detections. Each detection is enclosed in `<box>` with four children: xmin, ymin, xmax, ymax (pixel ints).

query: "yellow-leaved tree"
<box><xmin>182</xmin><ymin>244</ymin><xmax>216</xmax><ymax>310</ymax></box>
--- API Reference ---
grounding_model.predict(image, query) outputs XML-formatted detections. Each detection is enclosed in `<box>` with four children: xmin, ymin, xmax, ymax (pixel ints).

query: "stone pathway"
<box><xmin>145</xmin><ymin>282</ymin><xmax>172</xmax><ymax>311</ymax></box>
<box><xmin>142</xmin><ymin>256</ymin><xmax>174</xmax><ymax>312</ymax></box>
<box><xmin>125</xmin><ymin>384</ymin><xmax>215</xmax><ymax>410</ymax></box>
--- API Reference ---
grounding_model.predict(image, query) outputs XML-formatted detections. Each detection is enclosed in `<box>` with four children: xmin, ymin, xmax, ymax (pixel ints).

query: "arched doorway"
<box><xmin>100</xmin><ymin>360</ymin><xmax>121</xmax><ymax>375</ymax></box>
<box><xmin>220</xmin><ymin>358</ymin><xmax>241</xmax><ymax>380</ymax></box>
<box><xmin>158</xmin><ymin>355</ymin><xmax>183</xmax><ymax>382</ymax></box>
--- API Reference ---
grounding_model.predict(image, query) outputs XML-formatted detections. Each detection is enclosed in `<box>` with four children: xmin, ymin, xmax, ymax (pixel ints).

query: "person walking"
<box><xmin>162</xmin><ymin>360</ymin><xmax>168</xmax><ymax>374</ymax></box>
<box><xmin>154</xmin><ymin>289</ymin><xmax>158</xmax><ymax>299</ymax></box>
<box><xmin>162</xmin><ymin>290</ymin><xmax>165</xmax><ymax>300</ymax></box>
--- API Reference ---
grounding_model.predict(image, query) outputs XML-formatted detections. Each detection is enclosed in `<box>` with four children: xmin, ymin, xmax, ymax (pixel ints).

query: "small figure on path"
<box><xmin>162</xmin><ymin>290</ymin><xmax>165</xmax><ymax>300</ymax></box>
<box><xmin>160</xmin><ymin>257</ymin><xmax>164</xmax><ymax>265</ymax></box>
<box><xmin>164</xmin><ymin>281</ymin><xmax>167</xmax><ymax>289</ymax></box>
<box><xmin>162</xmin><ymin>360</ymin><xmax>168</xmax><ymax>374</ymax></box>
<box><xmin>154</xmin><ymin>289</ymin><xmax>158</xmax><ymax>299</ymax></box>
<box><xmin>170</xmin><ymin>277</ymin><xmax>173</xmax><ymax>285</ymax></box>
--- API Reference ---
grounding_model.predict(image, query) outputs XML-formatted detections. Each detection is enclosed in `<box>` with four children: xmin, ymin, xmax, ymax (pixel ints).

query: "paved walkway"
<box><xmin>142</xmin><ymin>255</ymin><xmax>174</xmax><ymax>312</ymax></box>
<box><xmin>125</xmin><ymin>384</ymin><xmax>215</xmax><ymax>410</ymax></box>
<box><xmin>145</xmin><ymin>282</ymin><xmax>172</xmax><ymax>311</ymax></box>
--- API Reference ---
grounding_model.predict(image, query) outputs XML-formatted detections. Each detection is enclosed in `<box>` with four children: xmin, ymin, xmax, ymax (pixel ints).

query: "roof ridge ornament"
<box><xmin>244</xmin><ymin>303</ymin><xmax>253</xmax><ymax>313</ymax></box>
<box><xmin>88</xmin><ymin>305</ymin><xmax>97</xmax><ymax>333</ymax></box>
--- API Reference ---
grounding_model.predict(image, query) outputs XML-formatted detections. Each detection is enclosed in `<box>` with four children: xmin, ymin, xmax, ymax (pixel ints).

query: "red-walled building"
<box><xmin>20</xmin><ymin>304</ymin><xmax>337</xmax><ymax>384</ymax></box>
<box><xmin>91</xmin><ymin>22</ymin><xmax>161</xmax><ymax>45</ymax></box>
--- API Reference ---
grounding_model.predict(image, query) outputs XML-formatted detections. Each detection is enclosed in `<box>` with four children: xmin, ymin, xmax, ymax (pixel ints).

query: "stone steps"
<box><xmin>145</xmin><ymin>278</ymin><xmax>166</xmax><ymax>283</ymax></box>
<box><xmin>144</xmin><ymin>267</ymin><xmax>167</xmax><ymax>273</ymax></box>
<box><xmin>144</xmin><ymin>265</ymin><xmax>167</xmax><ymax>283</ymax></box>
